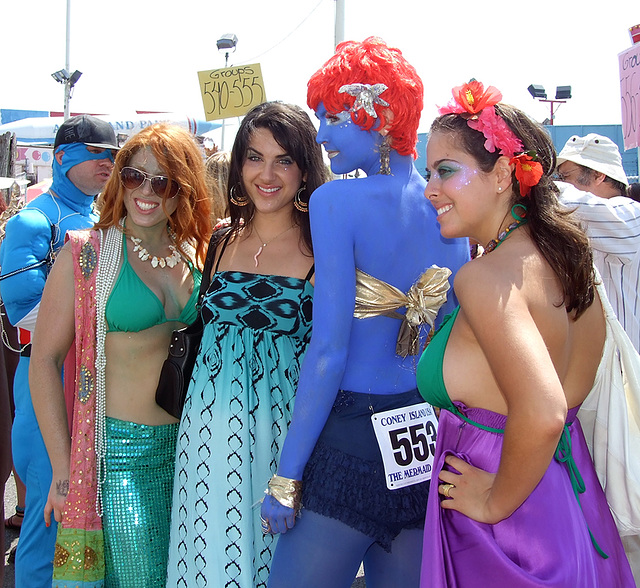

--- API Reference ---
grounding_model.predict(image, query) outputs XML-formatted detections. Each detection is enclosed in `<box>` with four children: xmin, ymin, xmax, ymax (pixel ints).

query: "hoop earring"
<box><xmin>230</xmin><ymin>183</ymin><xmax>249</xmax><ymax>207</ymax></box>
<box><xmin>294</xmin><ymin>184</ymin><xmax>308</xmax><ymax>213</ymax></box>
<box><xmin>378</xmin><ymin>135</ymin><xmax>392</xmax><ymax>176</ymax></box>
<box><xmin>511</xmin><ymin>203</ymin><xmax>528</xmax><ymax>222</ymax></box>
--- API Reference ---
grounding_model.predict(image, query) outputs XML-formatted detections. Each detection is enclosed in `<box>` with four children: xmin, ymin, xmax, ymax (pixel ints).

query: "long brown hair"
<box><xmin>95</xmin><ymin>123</ymin><xmax>212</xmax><ymax>269</ymax></box>
<box><xmin>431</xmin><ymin>105</ymin><xmax>595</xmax><ymax>318</ymax></box>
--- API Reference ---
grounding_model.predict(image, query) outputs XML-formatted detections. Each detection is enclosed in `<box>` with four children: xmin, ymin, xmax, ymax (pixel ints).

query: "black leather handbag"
<box><xmin>155</xmin><ymin>316</ymin><xmax>204</xmax><ymax>419</ymax></box>
<box><xmin>155</xmin><ymin>227</ymin><xmax>230</xmax><ymax>418</ymax></box>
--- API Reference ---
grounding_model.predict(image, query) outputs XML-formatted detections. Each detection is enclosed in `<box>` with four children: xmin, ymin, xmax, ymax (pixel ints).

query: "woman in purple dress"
<box><xmin>417</xmin><ymin>80</ymin><xmax>634</xmax><ymax>587</ymax></box>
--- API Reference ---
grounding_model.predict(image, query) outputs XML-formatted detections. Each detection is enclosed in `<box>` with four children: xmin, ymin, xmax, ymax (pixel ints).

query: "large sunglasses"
<box><xmin>119</xmin><ymin>166</ymin><xmax>180</xmax><ymax>199</ymax></box>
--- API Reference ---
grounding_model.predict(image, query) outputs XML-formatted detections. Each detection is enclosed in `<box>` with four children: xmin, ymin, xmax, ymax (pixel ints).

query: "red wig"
<box><xmin>95</xmin><ymin>124</ymin><xmax>212</xmax><ymax>269</ymax></box>
<box><xmin>307</xmin><ymin>37</ymin><xmax>423</xmax><ymax>158</ymax></box>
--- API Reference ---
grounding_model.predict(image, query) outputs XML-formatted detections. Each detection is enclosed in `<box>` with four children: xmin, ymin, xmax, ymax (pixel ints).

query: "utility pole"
<box><xmin>335</xmin><ymin>0</ymin><xmax>345</xmax><ymax>47</ymax></box>
<box><xmin>64</xmin><ymin>0</ymin><xmax>71</xmax><ymax>120</ymax></box>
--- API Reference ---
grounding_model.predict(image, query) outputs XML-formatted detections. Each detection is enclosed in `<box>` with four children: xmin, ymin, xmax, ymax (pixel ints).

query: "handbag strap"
<box><xmin>198</xmin><ymin>226</ymin><xmax>232</xmax><ymax>308</ymax></box>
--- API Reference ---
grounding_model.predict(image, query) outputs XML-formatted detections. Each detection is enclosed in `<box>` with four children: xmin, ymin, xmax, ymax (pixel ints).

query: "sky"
<box><xmin>1</xmin><ymin>0</ymin><xmax>638</xmax><ymax>149</ymax></box>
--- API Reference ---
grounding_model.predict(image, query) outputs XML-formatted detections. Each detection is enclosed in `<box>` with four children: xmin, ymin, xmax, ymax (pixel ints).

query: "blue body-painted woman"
<box><xmin>261</xmin><ymin>37</ymin><xmax>470</xmax><ymax>588</ymax></box>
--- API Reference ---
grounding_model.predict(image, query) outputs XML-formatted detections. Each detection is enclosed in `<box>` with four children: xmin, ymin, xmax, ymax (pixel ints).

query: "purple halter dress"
<box><xmin>416</xmin><ymin>308</ymin><xmax>634</xmax><ymax>587</ymax></box>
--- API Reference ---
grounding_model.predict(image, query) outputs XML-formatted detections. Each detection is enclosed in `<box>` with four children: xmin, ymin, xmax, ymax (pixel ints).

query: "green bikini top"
<box><xmin>416</xmin><ymin>306</ymin><xmax>460</xmax><ymax>411</ymax></box>
<box><xmin>105</xmin><ymin>233</ymin><xmax>202</xmax><ymax>333</ymax></box>
<box><xmin>417</xmin><ymin>307</ymin><xmax>506</xmax><ymax>435</ymax></box>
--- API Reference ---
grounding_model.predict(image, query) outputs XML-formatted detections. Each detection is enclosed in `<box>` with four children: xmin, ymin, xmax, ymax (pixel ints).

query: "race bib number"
<box><xmin>371</xmin><ymin>402</ymin><xmax>438</xmax><ymax>490</ymax></box>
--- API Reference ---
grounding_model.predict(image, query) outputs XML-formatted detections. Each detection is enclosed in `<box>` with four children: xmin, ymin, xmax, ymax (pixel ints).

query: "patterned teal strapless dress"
<box><xmin>167</xmin><ymin>270</ymin><xmax>313</xmax><ymax>588</ymax></box>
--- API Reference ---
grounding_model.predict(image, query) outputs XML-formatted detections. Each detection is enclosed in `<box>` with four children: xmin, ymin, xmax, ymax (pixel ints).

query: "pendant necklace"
<box><xmin>482</xmin><ymin>218</ymin><xmax>528</xmax><ymax>255</ymax></box>
<box><xmin>130</xmin><ymin>235</ymin><xmax>183</xmax><ymax>268</ymax></box>
<box><xmin>252</xmin><ymin>224</ymin><xmax>294</xmax><ymax>267</ymax></box>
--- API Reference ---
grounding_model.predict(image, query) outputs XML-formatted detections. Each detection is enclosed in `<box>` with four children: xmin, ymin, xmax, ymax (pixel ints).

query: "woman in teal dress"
<box><xmin>167</xmin><ymin>102</ymin><xmax>328</xmax><ymax>588</ymax></box>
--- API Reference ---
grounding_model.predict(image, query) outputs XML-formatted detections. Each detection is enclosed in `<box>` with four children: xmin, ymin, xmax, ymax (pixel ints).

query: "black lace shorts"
<box><xmin>302</xmin><ymin>388</ymin><xmax>430</xmax><ymax>552</ymax></box>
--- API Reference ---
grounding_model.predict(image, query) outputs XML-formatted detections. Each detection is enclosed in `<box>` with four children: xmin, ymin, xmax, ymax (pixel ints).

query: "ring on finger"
<box><xmin>260</xmin><ymin>516</ymin><xmax>271</xmax><ymax>534</ymax></box>
<box><xmin>441</xmin><ymin>483</ymin><xmax>455</xmax><ymax>498</ymax></box>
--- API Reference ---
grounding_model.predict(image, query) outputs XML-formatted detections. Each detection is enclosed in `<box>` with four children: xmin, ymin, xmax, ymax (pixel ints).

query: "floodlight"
<box><xmin>68</xmin><ymin>70</ymin><xmax>83</xmax><ymax>87</ymax></box>
<box><xmin>51</xmin><ymin>69</ymin><xmax>70</xmax><ymax>84</ymax></box>
<box><xmin>527</xmin><ymin>84</ymin><xmax>547</xmax><ymax>99</ymax></box>
<box><xmin>216</xmin><ymin>34</ymin><xmax>238</xmax><ymax>52</ymax></box>
<box><xmin>555</xmin><ymin>86</ymin><xmax>572</xmax><ymax>100</ymax></box>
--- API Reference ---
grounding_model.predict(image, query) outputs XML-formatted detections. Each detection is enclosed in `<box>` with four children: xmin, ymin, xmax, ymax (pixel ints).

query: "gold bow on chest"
<box><xmin>354</xmin><ymin>266</ymin><xmax>452</xmax><ymax>357</ymax></box>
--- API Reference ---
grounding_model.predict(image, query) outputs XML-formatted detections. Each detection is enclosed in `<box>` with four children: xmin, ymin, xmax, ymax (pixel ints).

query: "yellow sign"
<box><xmin>197</xmin><ymin>64</ymin><xmax>266</xmax><ymax>121</ymax></box>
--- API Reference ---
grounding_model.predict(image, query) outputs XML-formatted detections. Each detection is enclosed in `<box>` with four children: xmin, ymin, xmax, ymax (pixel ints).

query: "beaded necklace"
<box><xmin>483</xmin><ymin>218</ymin><xmax>528</xmax><ymax>254</ymax></box>
<box><xmin>94</xmin><ymin>224</ymin><xmax>123</xmax><ymax>516</ymax></box>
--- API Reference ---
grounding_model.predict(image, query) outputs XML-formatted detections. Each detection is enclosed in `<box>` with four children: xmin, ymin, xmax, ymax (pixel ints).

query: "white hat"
<box><xmin>557</xmin><ymin>133</ymin><xmax>628</xmax><ymax>187</ymax></box>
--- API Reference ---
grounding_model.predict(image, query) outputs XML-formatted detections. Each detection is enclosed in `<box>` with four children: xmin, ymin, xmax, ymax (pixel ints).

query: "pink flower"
<box><xmin>468</xmin><ymin>108</ymin><xmax>524</xmax><ymax>157</ymax></box>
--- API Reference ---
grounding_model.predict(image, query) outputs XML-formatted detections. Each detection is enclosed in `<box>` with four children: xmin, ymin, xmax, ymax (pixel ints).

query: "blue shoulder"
<box><xmin>5</xmin><ymin>208</ymin><xmax>52</xmax><ymax>243</ymax></box>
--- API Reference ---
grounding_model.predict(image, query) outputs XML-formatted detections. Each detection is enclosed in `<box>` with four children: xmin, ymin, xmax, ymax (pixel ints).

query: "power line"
<box><xmin>237</xmin><ymin>0</ymin><xmax>326</xmax><ymax>64</ymax></box>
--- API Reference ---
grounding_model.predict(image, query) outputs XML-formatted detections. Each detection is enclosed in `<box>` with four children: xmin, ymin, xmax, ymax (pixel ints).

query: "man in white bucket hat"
<box><xmin>556</xmin><ymin>133</ymin><xmax>640</xmax><ymax>354</ymax></box>
<box><xmin>557</xmin><ymin>133</ymin><xmax>640</xmax><ymax>583</ymax></box>
<box><xmin>556</xmin><ymin>133</ymin><xmax>629</xmax><ymax>198</ymax></box>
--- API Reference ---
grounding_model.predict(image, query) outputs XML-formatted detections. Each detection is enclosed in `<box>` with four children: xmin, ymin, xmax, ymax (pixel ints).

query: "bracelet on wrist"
<box><xmin>266</xmin><ymin>474</ymin><xmax>303</xmax><ymax>516</ymax></box>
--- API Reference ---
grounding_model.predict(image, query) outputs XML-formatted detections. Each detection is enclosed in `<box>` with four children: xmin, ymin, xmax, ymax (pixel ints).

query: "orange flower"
<box><xmin>451</xmin><ymin>80</ymin><xmax>502</xmax><ymax>115</ymax></box>
<box><xmin>510</xmin><ymin>153</ymin><xmax>543</xmax><ymax>198</ymax></box>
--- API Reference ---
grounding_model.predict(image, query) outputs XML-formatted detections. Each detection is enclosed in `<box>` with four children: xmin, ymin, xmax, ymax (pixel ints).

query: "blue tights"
<box><xmin>12</xmin><ymin>359</ymin><xmax>57</xmax><ymax>588</ymax></box>
<box><xmin>268</xmin><ymin>510</ymin><xmax>423</xmax><ymax>588</ymax></box>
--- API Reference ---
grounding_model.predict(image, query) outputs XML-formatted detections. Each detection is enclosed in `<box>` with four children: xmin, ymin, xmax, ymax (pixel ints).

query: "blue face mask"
<box><xmin>55</xmin><ymin>143</ymin><xmax>115</xmax><ymax>175</ymax></box>
<box><xmin>52</xmin><ymin>143</ymin><xmax>115</xmax><ymax>207</ymax></box>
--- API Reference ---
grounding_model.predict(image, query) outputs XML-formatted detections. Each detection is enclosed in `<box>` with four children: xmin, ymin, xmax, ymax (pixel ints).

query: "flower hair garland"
<box><xmin>339</xmin><ymin>83</ymin><xmax>389</xmax><ymax>118</ymax></box>
<box><xmin>439</xmin><ymin>79</ymin><xmax>524</xmax><ymax>158</ymax></box>
<box><xmin>440</xmin><ymin>79</ymin><xmax>544</xmax><ymax>197</ymax></box>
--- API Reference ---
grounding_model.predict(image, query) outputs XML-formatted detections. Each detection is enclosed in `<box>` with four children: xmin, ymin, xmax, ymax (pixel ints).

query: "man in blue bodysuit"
<box><xmin>0</xmin><ymin>115</ymin><xmax>118</xmax><ymax>587</ymax></box>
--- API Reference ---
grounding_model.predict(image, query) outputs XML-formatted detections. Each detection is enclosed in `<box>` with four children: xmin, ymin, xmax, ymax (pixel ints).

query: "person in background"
<box><xmin>418</xmin><ymin>80</ymin><xmax>633</xmax><ymax>586</ymax></box>
<box><xmin>555</xmin><ymin>134</ymin><xmax>640</xmax><ymax>353</ymax></box>
<box><xmin>205</xmin><ymin>149</ymin><xmax>231</xmax><ymax>222</ymax></box>
<box><xmin>30</xmin><ymin>123</ymin><xmax>212</xmax><ymax>587</ymax></box>
<box><xmin>556</xmin><ymin>135</ymin><xmax>640</xmax><ymax>583</ymax></box>
<box><xmin>627</xmin><ymin>181</ymin><xmax>640</xmax><ymax>202</ymax></box>
<box><xmin>262</xmin><ymin>38</ymin><xmax>469</xmax><ymax>588</ymax></box>
<box><xmin>167</xmin><ymin>101</ymin><xmax>328</xmax><ymax>588</ymax></box>
<box><xmin>1</xmin><ymin>182</ymin><xmax>25</xmax><ymax>575</ymax></box>
<box><xmin>0</xmin><ymin>114</ymin><xmax>117</xmax><ymax>588</ymax></box>
<box><xmin>0</xmin><ymin>310</ymin><xmax>18</xmax><ymax>588</ymax></box>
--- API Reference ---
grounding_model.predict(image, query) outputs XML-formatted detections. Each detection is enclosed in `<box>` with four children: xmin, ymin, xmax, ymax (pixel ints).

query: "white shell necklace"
<box><xmin>130</xmin><ymin>234</ymin><xmax>183</xmax><ymax>268</ymax></box>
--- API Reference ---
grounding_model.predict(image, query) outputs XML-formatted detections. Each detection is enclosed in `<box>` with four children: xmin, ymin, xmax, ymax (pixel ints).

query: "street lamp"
<box><xmin>51</xmin><ymin>69</ymin><xmax>83</xmax><ymax>120</ymax></box>
<box><xmin>216</xmin><ymin>33</ymin><xmax>238</xmax><ymax>150</ymax></box>
<box><xmin>217</xmin><ymin>33</ymin><xmax>238</xmax><ymax>68</ymax></box>
<box><xmin>527</xmin><ymin>84</ymin><xmax>572</xmax><ymax>125</ymax></box>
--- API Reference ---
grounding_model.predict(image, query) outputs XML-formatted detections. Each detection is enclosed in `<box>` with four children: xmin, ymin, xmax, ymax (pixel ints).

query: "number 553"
<box><xmin>389</xmin><ymin>422</ymin><xmax>436</xmax><ymax>467</ymax></box>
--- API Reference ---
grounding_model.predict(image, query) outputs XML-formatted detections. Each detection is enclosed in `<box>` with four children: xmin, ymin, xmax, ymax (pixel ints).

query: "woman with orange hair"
<box><xmin>262</xmin><ymin>38</ymin><xmax>469</xmax><ymax>587</ymax></box>
<box><xmin>30</xmin><ymin>123</ymin><xmax>212</xmax><ymax>587</ymax></box>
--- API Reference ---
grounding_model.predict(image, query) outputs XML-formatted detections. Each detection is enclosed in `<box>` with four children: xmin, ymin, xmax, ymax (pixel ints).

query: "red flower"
<box><xmin>448</xmin><ymin>80</ymin><xmax>502</xmax><ymax>115</ymax></box>
<box><xmin>510</xmin><ymin>153</ymin><xmax>543</xmax><ymax>198</ymax></box>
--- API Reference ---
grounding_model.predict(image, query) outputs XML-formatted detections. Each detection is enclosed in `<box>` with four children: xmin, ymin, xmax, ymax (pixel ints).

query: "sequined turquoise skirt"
<box><xmin>102</xmin><ymin>417</ymin><xmax>178</xmax><ymax>588</ymax></box>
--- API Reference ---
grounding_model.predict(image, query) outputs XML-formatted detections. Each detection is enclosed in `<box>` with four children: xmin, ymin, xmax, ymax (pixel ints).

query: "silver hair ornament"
<box><xmin>338</xmin><ymin>83</ymin><xmax>389</xmax><ymax>118</ymax></box>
